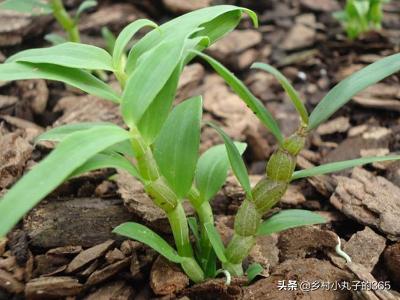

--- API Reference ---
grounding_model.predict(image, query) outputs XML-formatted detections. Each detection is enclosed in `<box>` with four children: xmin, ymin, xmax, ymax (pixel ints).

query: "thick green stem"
<box><xmin>129</xmin><ymin>125</ymin><xmax>204</xmax><ymax>282</ymax></box>
<box><xmin>224</xmin><ymin>129</ymin><xmax>306</xmax><ymax>276</ymax></box>
<box><xmin>50</xmin><ymin>0</ymin><xmax>80</xmax><ymax>43</ymax></box>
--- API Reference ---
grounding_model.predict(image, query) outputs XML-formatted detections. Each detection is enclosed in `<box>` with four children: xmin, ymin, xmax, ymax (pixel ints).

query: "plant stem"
<box><xmin>50</xmin><ymin>0</ymin><xmax>80</xmax><ymax>43</ymax></box>
<box><xmin>223</xmin><ymin>128</ymin><xmax>307</xmax><ymax>276</ymax></box>
<box><xmin>129</xmin><ymin>125</ymin><xmax>204</xmax><ymax>282</ymax></box>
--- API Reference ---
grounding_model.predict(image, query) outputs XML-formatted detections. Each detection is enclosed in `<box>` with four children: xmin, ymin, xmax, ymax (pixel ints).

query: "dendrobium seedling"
<box><xmin>0</xmin><ymin>5</ymin><xmax>399</xmax><ymax>283</ymax></box>
<box><xmin>333</xmin><ymin>0</ymin><xmax>389</xmax><ymax>39</ymax></box>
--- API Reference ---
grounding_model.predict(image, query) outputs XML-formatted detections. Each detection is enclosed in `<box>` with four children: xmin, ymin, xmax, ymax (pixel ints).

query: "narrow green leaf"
<box><xmin>204</xmin><ymin>222</ymin><xmax>227</xmax><ymax>263</ymax></box>
<box><xmin>0</xmin><ymin>126</ymin><xmax>131</xmax><ymax>237</ymax></box>
<box><xmin>35</xmin><ymin>122</ymin><xmax>116</xmax><ymax>143</ymax></box>
<box><xmin>154</xmin><ymin>96</ymin><xmax>202</xmax><ymax>198</ymax></box>
<box><xmin>75</xmin><ymin>0</ymin><xmax>97</xmax><ymax>21</ymax></box>
<box><xmin>246</xmin><ymin>263</ymin><xmax>263</xmax><ymax>282</ymax></box>
<box><xmin>208</xmin><ymin>123</ymin><xmax>252</xmax><ymax>200</ymax></box>
<box><xmin>125</xmin><ymin>5</ymin><xmax>256</xmax><ymax>74</ymax></box>
<box><xmin>101</xmin><ymin>27</ymin><xmax>117</xmax><ymax>54</ymax></box>
<box><xmin>70</xmin><ymin>152</ymin><xmax>140</xmax><ymax>180</ymax></box>
<box><xmin>121</xmin><ymin>37</ymin><xmax>185</xmax><ymax>127</ymax></box>
<box><xmin>44</xmin><ymin>33</ymin><xmax>67</xmax><ymax>46</ymax></box>
<box><xmin>292</xmin><ymin>155</ymin><xmax>400</xmax><ymax>180</ymax></box>
<box><xmin>0</xmin><ymin>62</ymin><xmax>120</xmax><ymax>103</ymax></box>
<box><xmin>195</xmin><ymin>143</ymin><xmax>247</xmax><ymax>202</ymax></box>
<box><xmin>113</xmin><ymin>222</ymin><xmax>183</xmax><ymax>263</ymax></box>
<box><xmin>309</xmin><ymin>53</ymin><xmax>400</xmax><ymax>129</ymax></box>
<box><xmin>7</xmin><ymin>42</ymin><xmax>114</xmax><ymax>71</ymax></box>
<box><xmin>113</xmin><ymin>19</ymin><xmax>158</xmax><ymax>70</ymax></box>
<box><xmin>35</xmin><ymin>122</ymin><xmax>135</xmax><ymax>158</ymax></box>
<box><xmin>194</xmin><ymin>51</ymin><xmax>283</xmax><ymax>143</ymax></box>
<box><xmin>257</xmin><ymin>209</ymin><xmax>327</xmax><ymax>236</ymax></box>
<box><xmin>138</xmin><ymin>36</ymin><xmax>210</xmax><ymax>144</ymax></box>
<box><xmin>188</xmin><ymin>217</ymin><xmax>200</xmax><ymax>244</ymax></box>
<box><xmin>251</xmin><ymin>62</ymin><xmax>308</xmax><ymax>125</ymax></box>
<box><xmin>0</xmin><ymin>0</ymin><xmax>52</xmax><ymax>15</ymax></box>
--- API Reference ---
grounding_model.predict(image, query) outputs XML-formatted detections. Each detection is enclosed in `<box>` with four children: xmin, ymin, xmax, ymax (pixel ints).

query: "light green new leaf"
<box><xmin>75</xmin><ymin>0</ymin><xmax>97</xmax><ymax>21</ymax></box>
<box><xmin>44</xmin><ymin>33</ymin><xmax>67</xmax><ymax>46</ymax></box>
<box><xmin>195</xmin><ymin>51</ymin><xmax>283</xmax><ymax>143</ymax></box>
<box><xmin>154</xmin><ymin>96</ymin><xmax>202</xmax><ymax>198</ymax></box>
<box><xmin>125</xmin><ymin>5</ymin><xmax>257</xmax><ymax>74</ymax></box>
<box><xmin>195</xmin><ymin>143</ymin><xmax>247</xmax><ymax>202</ymax></box>
<box><xmin>70</xmin><ymin>152</ymin><xmax>140</xmax><ymax>180</ymax></box>
<box><xmin>257</xmin><ymin>209</ymin><xmax>326</xmax><ymax>236</ymax></box>
<box><xmin>36</xmin><ymin>122</ymin><xmax>116</xmax><ymax>143</ymax></box>
<box><xmin>137</xmin><ymin>36</ymin><xmax>209</xmax><ymax>144</ymax></box>
<box><xmin>204</xmin><ymin>222</ymin><xmax>227</xmax><ymax>263</ymax></box>
<box><xmin>208</xmin><ymin>123</ymin><xmax>252</xmax><ymax>200</ymax></box>
<box><xmin>309</xmin><ymin>53</ymin><xmax>400</xmax><ymax>129</ymax></box>
<box><xmin>101</xmin><ymin>27</ymin><xmax>117</xmax><ymax>54</ymax></box>
<box><xmin>246</xmin><ymin>263</ymin><xmax>263</xmax><ymax>282</ymax></box>
<box><xmin>0</xmin><ymin>0</ymin><xmax>52</xmax><ymax>15</ymax></box>
<box><xmin>0</xmin><ymin>126</ymin><xmax>131</xmax><ymax>237</ymax></box>
<box><xmin>113</xmin><ymin>19</ymin><xmax>158</xmax><ymax>70</ymax></box>
<box><xmin>292</xmin><ymin>155</ymin><xmax>400</xmax><ymax>180</ymax></box>
<box><xmin>121</xmin><ymin>37</ymin><xmax>185</xmax><ymax>127</ymax></box>
<box><xmin>0</xmin><ymin>62</ymin><xmax>120</xmax><ymax>103</ymax></box>
<box><xmin>113</xmin><ymin>222</ymin><xmax>184</xmax><ymax>263</ymax></box>
<box><xmin>251</xmin><ymin>62</ymin><xmax>308</xmax><ymax>125</ymax></box>
<box><xmin>7</xmin><ymin>42</ymin><xmax>114</xmax><ymax>71</ymax></box>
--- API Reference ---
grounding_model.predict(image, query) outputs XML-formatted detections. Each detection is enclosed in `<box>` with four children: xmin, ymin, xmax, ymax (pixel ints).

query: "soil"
<box><xmin>1</xmin><ymin>0</ymin><xmax>400</xmax><ymax>299</ymax></box>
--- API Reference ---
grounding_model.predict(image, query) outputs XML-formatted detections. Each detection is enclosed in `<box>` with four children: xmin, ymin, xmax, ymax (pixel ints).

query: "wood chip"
<box><xmin>86</xmin><ymin>257</ymin><xmax>130</xmax><ymax>286</ymax></box>
<box><xmin>342</xmin><ymin>227</ymin><xmax>386</xmax><ymax>271</ymax></box>
<box><xmin>23</xmin><ymin>198</ymin><xmax>132</xmax><ymax>248</ymax></box>
<box><xmin>330</xmin><ymin>168</ymin><xmax>400</xmax><ymax>238</ymax></box>
<box><xmin>66</xmin><ymin>240</ymin><xmax>114</xmax><ymax>273</ymax></box>
<box><xmin>0</xmin><ymin>269</ymin><xmax>24</xmax><ymax>294</ymax></box>
<box><xmin>163</xmin><ymin>0</ymin><xmax>212</xmax><ymax>13</ymax></box>
<box><xmin>316</xmin><ymin>117</ymin><xmax>350</xmax><ymax>135</ymax></box>
<box><xmin>25</xmin><ymin>276</ymin><xmax>82</xmax><ymax>299</ymax></box>
<box><xmin>150</xmin><ymin>256</ymin><xmax>189</xmax><ymax>296</ymax></box>
<box><xmin>384</xmin><ymin>242</ymin><xmax>400</xmax><ymax>287</ymax></box>
<box><xmin>84</xmin><ymin>280</ymin><xmax>135</xmax><ymax>300</ymax></box>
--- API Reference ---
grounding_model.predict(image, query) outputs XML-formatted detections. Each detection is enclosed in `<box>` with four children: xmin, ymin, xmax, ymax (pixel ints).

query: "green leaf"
<box><xmin>195</xmin><ymin>143</ymin><xmax>247</xmax><ymax>202</ymax></box>
<box><xmin>113</xmin><ymin>19</ymin><xmax>158</xmax><ymax>71</ymax></box>
<box><xmin>154</xmin><ymin>96</ymin><xmax>202</xmax><ymax>198</ymax></box>
<box><xmin>194</xmin><ymin>51</ymin><xmax>283</xmax><ymax>143</ymax></box>
<box><xmin>208</xmin><ymin>123</ymin><xmax>252</xmax><ymax>200</ymax></box>
<box><xmin>246</xmin><ymin>263</ymin><xmax>263</xmax><ymax>282</ymax></box>
<box><xmin>101</xmin><ymin>27</ymin><xmax>117</xmax><ymax>54</ymax></box>
<box><xmin>0</xmin><ymin>62</ymin><xmax>120</xmax><ymax>103</ymax></box>
<box><xmin>44</xmin><ymin>33</ymin><xmax>67</xmax><ymax>46</ymax></box>
<box><xmin>0</xmin><ymin>126</ymin><xmax>131</xmax><ymax>237</ymax></box>
<box><xmin>309</xmin><ymin>53</ymin><xmax>400</xmax><ymax>129</ymax></box>
<box><xmin>137</xmin><ymin>36</ymin><xmax>210</xmax><ymax>145</ymax></box>
<box><xmin>70</xmin><ymin>152</ymin><xmax>140</xmax><ymax>180</ymax></box>
<box><xmin>113</xmin><ymin>222</ymin><xmax>183</xmax><ymax>263</ymax></box>
<box><xmin>75</xmin><ymin>0</ymin><xmax>97</xmax><ymax>21</ymax></box>
<box><xmin>7</xmin><ymin>42</ymin><xmax>114</xmax><ymax>71</ymax></box>
<box><xmin>125</xmin><ymin>5</ymin><xmax>257</xmax><ymax>74</ymax></box>
<box><xmin>204</xmin><ymin>222</ymin><xmax>227</xmax><ymax>263</ymax></box>
<box><xmin>251</xmin><ymin>62</ymin><xmax>308</xmax><ymax>125</ymax></box>
<box><xmin>0</xmin><ymin>0</ymin><xmax>52</xmax><ymax>15</ymax></box>
<box><xmin>257</xmin><ymin>209</ymin><xmax>327</xmax><ymax>236</ymax></box>
<box><xmin>121</xmin><ymin>37</ymin><xmax>185</xmax><ymax>127</ymax></box>
<box><xmin>292</xmin><ymin>155</ymin><xmax>400</xmax><ymax>180</ymax></box>
<box><xmin>35</xmin><ymin>122</ymin><xmax>116</xmax><ymax>143</ymax></box>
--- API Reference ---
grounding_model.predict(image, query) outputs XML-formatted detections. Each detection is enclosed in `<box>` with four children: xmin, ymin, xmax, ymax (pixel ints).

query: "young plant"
<box><xmin>188</xmin><ymin>50</ymin><xmax>400</xmax><ymax>276</ymax></box>
<box><xmin>334</xmin><ymin>0</ymin><xmax>389</xmax><ymax>39</ymax></box>
<box><xmin>0</xmin><ymin>4</ymin><xmax>399</xmax><ymax>283</ymax></box>
<box><xmin>0</xmin><ymin>0</ymin><xmax>97</xmax><ymax>43</ymax></box>
<box><xmin>0</xmin><ymin>5</ymin><xmax>258</xmax><ymax>283</ymax></box>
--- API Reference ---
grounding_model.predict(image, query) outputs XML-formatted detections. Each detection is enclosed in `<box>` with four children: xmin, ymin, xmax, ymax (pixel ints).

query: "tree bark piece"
<box><xmin>23</xmin><ymin>198</ymin><xmax>132</xmax><ymax>248</ymax></box>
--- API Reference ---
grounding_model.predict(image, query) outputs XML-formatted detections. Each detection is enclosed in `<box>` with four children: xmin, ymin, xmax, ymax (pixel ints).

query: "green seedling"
<box><xmin>0</xmin><ymin>5</ymin><xmax>399</xmax><ymax>283</ymax></box>
<box><xmin>0</xmin><ymin>0</ymin><xmax>97</xmax><ymax>43</ymax></box>
<box><xmin>334</xmin><ymin>0</ymin><xmax>389</xmax><ymax>39</ymax></box>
